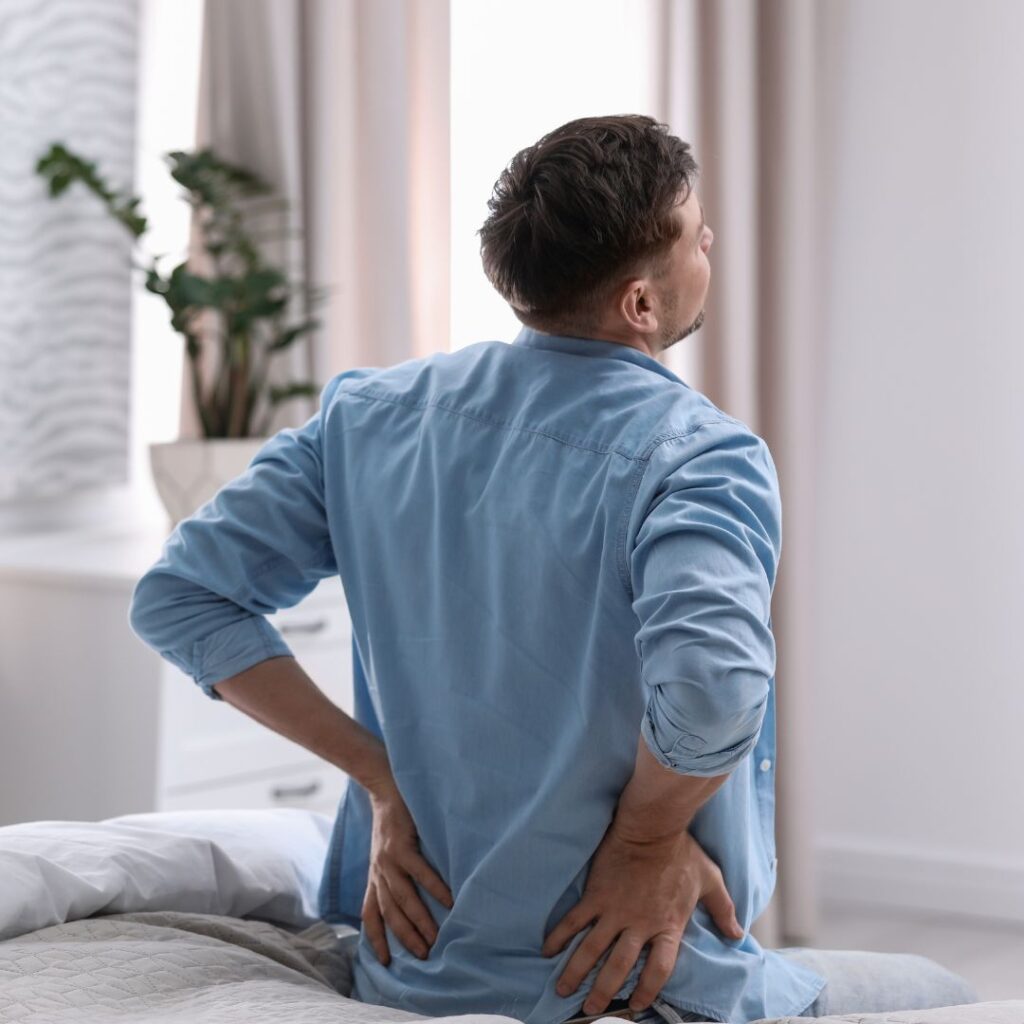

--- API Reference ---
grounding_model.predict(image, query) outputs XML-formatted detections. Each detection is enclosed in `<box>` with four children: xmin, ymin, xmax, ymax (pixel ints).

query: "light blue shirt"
<box><xmin>128</xmin><ymin>327</ymin><xmax>825</xmax><ymax>1023</ymax></box>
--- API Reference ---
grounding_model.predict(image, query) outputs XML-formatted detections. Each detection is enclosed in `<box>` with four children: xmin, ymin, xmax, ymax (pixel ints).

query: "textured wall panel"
<box><xmin>0</xmin><ymin>0</ymin><xmax>138</xmax><ymax>500</ymax></box>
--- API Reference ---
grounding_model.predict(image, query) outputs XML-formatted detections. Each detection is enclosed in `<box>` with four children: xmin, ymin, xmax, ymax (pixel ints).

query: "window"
<box><xmin>449</xmin><ymin>0</ymin><xmax>661</xmax><ymax>351</ymax></box>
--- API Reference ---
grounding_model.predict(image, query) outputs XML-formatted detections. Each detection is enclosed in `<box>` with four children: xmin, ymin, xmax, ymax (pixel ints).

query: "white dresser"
<box><xmin>0</xmin><ymin>526</ymin><xmax>353</xmax><ymax>827</ymax></box>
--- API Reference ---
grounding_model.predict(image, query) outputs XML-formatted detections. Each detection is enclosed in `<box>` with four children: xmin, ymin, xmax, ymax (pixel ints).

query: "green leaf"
<box><xmin>230</xmin><ymin>267</ymin><xmax>288</xmax><ymax>319</ymax></box>
<box><xmin>166</xmin><ymin>148</ymin><xmax>271</xmax><ymax>211</ymax></box>
<box><xmin>166</xmin><ymin>262</ymin><xmax>218</xmax><ymax>309</ymax></box>
<box><xmin>35</xmin><ymin>141</ymin><xmax>148</xmax><ymax>238</ymax></box>
<box><xmin>269</xmin><ymin>319</ymin><xmax>320</xmax><ymax>351</ymax></box>
<box><xmin>144</xmin><ymin>267</ymin><xmax>169</xmax><ymax>296</ymax></box>
<box><xmin>267</xmin><ymin>381</ymin><xmax>320</xmax><ymax>405</ymax></box>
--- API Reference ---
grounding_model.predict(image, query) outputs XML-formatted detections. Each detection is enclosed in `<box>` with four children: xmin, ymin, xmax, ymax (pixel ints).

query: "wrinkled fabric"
<box><xmin>0</xmin><ymin>810</ymin><xmax>333</xmax><ymax>941</ymax></box>
<box><xmin>128</xmin><ymin>327</ymin><xmax>825</xmax><ymax>1024</ymax></box>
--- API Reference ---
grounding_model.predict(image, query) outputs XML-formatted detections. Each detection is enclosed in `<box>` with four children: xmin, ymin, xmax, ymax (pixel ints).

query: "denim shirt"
<box><xmin>128</xmin><ymin>327</ymin><xmax>826</xmax><ymax>1024</ymax></box>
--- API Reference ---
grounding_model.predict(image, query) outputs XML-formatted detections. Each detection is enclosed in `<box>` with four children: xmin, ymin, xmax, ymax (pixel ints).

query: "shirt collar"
<box><xmin>511</xmin><ymin>326</ymin><xmax>686</xmax><ymax>386</ymax></box>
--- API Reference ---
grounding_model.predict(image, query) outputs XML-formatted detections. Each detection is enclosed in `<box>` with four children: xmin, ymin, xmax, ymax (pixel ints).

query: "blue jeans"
<box><xmin>629</xmin><ymin>948</ymin><xmax>979</xmax><ymax>1022</ymax></box>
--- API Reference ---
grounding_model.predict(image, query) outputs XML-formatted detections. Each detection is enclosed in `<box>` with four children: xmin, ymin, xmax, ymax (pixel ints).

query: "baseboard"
<box><xmin>817</xmin><ymin>837</ymin><xmax>1024</xmax><ymax>925</ymax></box>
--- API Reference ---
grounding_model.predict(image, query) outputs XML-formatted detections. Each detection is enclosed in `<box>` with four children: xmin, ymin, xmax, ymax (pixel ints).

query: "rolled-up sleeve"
<box><xmin>128</xmin><ymin>372</ymin><xmax>349</xmax><ymax>700</ymax></box>
<box><xmin>629</xmin><ymin>418</ymin><xmax>782</xmax><ymax>776</ymax></box>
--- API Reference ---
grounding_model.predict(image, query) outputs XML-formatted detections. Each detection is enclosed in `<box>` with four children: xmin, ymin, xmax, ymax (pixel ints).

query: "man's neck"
<box><xmin>532</xmin><ymin>324</ymin><xmax>659</xmax><ymax>359</ymax></box>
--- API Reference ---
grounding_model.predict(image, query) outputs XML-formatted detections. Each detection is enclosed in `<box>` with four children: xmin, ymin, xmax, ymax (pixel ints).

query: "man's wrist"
<box><xmin>313</xmin><ymin>715</ymin><xmax>395</xmax><ymax>799</ymax></box>
<box><xmin>606</xmin><ymin>736</ymin><xmax>731</xmax><ymax>845</ymax></box>
<box><xmin>365</xmin><ymin>771</ymin><xmax>402</xmax><ymax>804</ymax></box>
<box><xmin>608</xmin><ymin>791</ymin><xmax>692</xmax><ymax>845</ymax></box>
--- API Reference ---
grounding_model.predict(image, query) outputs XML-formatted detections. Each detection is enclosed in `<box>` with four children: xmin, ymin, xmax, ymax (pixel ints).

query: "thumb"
<box><xmin>700</xmin><ymin>872</ymin><xmax>744</xmax><ymax>941</ymax></box>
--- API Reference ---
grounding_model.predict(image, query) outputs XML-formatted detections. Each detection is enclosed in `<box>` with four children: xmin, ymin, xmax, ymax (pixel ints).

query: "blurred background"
<box><xmin>1</xmin><ymin>0</ymin><xmax>1021</xmax><ymax>1000</ymax></box>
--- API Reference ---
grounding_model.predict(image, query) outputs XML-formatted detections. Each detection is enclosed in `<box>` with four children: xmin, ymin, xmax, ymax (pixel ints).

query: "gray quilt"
<box><xmin>0</xmin><ymin>912</ymin><xmax>416</xmax><ymax>1024</ymax></box>
<box><xmin>0</xmin><ymin>910</ymin><xmax>1020</xmax><ymax>1024</ymax></box>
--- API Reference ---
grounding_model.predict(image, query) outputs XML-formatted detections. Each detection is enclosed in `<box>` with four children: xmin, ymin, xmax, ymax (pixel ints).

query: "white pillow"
<box><xmin>0</xmin><ymin>807</ymin><xmax>334</xmax><ymax>942</ymax></box>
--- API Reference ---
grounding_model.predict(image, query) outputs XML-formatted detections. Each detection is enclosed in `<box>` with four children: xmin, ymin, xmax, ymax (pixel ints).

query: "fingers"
<box><xmin>363</xmin><ymin>848</ymin><xmax>456</xmax><ymax>967</ymax></box>
<box><xmin>554</xmin><ymin>922</ymin><xmax>621</xmax><ymax>999</ymax></box>
<box><xmin>699</xmin><ymin>863</ymin><xmax>744</xmax><ymax>940</ymax></box>
<box><xmin>361</xmin><ymin>881</ymin><xmax>391</xmax><ymax>966</ymax></box>
<box><xmin>628</xmin><ymin>932</ymin><xmax>680</xmax><ymax>1011</ymax></box>
<box><xmin>580</xmin><ymin>930</ymin><xmax>646</xmax><ymax>1016</ymax></box>
<box><xmin>542</xmin><ymin>902</ymin><xmax>597</xmax><ymax>958</ymax></box>
<box><xmin>383</xmin><ymin>868</ymin><xmax>441</xmax><ymax>946</ymax></box>
<box><xmin>376</xmin><ymin>874</ymin><xmax>430</xmax><ymax>959</ymax></box>
<box><xmin>404</xmin><ymin>852</ymin><xmax>455</xmax><ymax>910</ymax></box>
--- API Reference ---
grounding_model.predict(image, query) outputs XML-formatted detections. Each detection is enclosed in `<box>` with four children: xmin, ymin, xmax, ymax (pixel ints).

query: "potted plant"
<box><xmin>35</xmin><ymin>143</ymin><xmax>324</xmax><ymax>525</ymax></box>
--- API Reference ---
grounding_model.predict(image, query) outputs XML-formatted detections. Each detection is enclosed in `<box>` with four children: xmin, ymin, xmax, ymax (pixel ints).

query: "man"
<box><xmin>129</xmin><ymin>115</ymin><xmax>976</xmax><ymax>1023</ymax></box>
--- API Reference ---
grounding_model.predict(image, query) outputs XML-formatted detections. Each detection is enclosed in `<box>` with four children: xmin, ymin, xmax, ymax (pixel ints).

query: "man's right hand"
<box><xmin>361</xmin><ymin>776</ymin><xmax>454</xmax><ymax>966</ymax></box>
<box><xmin>541</xmin><ymin>824</ymin><xmax>743</xmax><ymax>1017</ymax></box>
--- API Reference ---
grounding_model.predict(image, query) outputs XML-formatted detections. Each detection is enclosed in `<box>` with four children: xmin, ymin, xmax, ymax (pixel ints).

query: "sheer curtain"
<box><xmin>0</xmin><ymin>0</ymin><xmax>138</xmax><ymax>510</ymax></box>
<box><xmin>655</xmin><ymin>0</ymin><xmax>824</xmax><ymax>946</ymax></box>
<box><xmin>180</xmin><ymin>0</ymin><xmax>450</xmax><ymax>440</ymax></box>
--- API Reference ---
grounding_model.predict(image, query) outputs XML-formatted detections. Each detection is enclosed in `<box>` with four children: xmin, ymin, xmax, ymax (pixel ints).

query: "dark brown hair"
<box><xmin>478</xmin><ymin>114</ymin><xmax>699</xmax><ymax>333</ymax></box>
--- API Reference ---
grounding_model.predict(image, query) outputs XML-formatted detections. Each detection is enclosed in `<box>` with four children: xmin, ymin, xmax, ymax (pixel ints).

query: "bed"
<box><xmin>0</xmin><ymin>808</ymin><xmax>1019</xmax><ymax>1024</ymax></box>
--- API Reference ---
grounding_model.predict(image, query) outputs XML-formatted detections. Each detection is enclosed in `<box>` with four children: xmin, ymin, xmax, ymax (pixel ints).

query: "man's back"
<box><xmin>316</xmin><ymin>328</ymin><xmax>822</xmax><ymax>1023</ymax></box>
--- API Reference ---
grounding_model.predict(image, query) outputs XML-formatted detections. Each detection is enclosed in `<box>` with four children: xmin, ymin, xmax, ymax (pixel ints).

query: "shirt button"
<box><xmin>759</xmin><ymin>758</ymin><xmax>772</xmax><ymax>772</ymax></box>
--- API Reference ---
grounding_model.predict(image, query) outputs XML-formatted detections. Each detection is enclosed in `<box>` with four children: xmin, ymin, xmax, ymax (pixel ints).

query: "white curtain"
<box><xmin>655</xmin><ymin>0</ymin><xmax>824</xmax><ymax>946</ymax></box>
<box><xmin>180</xmin><ymin>0</ymin><xmax>450</xmax><ymax>440</ymax></box>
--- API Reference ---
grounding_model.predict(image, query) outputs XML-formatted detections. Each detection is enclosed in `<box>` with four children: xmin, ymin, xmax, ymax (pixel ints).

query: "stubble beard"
<box><xmin>659</xmin><ymin>307</ymin><xmax>705</xmax><ymax>353</ymax></box>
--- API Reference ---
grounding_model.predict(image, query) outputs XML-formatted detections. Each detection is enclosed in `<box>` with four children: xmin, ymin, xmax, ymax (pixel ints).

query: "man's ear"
<box><xmin>615</xmin><ymin>277</ymin><xmax>660</xmax><ymax>337</ymax></box>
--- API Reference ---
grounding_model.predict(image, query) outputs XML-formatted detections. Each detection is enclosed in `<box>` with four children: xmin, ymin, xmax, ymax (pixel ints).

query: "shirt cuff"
<box><xmin>192</xmin><ymin>615</ymin><xmax>296</xmax><ymax>700</ymax></box>
<box><xmin>640</xmin><ymin>700</ymin><xmax>763</xmax><ymax>777</ymax></box>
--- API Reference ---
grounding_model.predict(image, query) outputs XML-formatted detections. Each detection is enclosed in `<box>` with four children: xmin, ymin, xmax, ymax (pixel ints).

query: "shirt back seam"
<box><xmin>337</xmin><ymin>383</ymin><xmax>645</xmax><ymax>462</ymax></box>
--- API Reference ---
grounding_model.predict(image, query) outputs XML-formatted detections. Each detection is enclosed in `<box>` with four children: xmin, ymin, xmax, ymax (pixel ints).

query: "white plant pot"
<box><xmin>149</xmin><ymin>437</ymin><xmax>268</xmax><ymax>528</ymax></box>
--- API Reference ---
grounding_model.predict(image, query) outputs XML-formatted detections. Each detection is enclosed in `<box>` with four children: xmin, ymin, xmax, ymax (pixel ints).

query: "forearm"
<box><xmin>212</xmin><ymin>655</ymin><xmax>396</xmax><ymax>798</ymax></box>
<box><xmin>609</xmin><ymin>734</ymin><xmax>730</xmax><ymax>843</ymax></box>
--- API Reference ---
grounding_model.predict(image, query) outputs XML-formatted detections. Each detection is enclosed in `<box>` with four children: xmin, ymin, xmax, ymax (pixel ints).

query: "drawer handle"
<box><xmin>270</xmin><ymin>780</ymin><xmax>321</xmax><ymax>800</ymax></box>
<box><xmin>279</xmin><ymin>618</ymin><xmax>328</xmax><ymax>635</ymax></box>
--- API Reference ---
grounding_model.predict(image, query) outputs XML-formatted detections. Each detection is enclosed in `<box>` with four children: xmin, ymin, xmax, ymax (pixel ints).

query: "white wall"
<box><xmin>813</xmin><ymin>0</ymin><xmax>1024</xmax><ymax>921</ymax></box>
